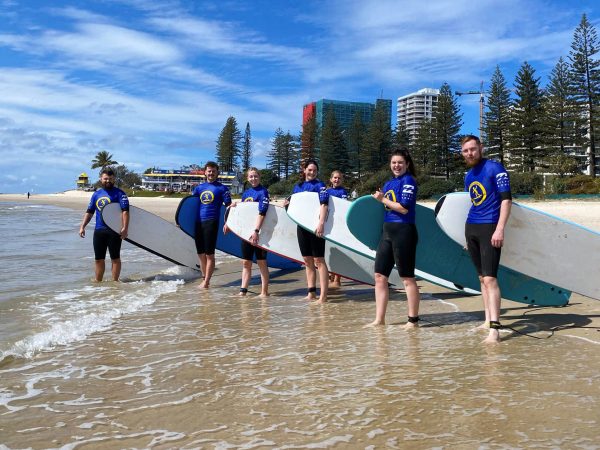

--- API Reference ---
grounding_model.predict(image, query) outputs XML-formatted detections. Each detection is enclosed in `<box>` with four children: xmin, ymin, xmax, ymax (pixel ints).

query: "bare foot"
<box><xmin>257</xmin><ymin>293</ymin><xmax>270</xmax><ymax>298</ymax></box>
<box><xmin>482</xmin><ymin>329</ymin><xmax>500</xmax><ymax>344</ymax></box>
<box><xmin>364</xmin><ymin>320</ymin><xmax>385</xmax><ymax>328</ymax></box>
<box><xmin>303</xmin><ymin>294</ymin><xmax>317</xmax><ymax>301</ymax></box>
<box><xmin>402</xmin><ymin>321</ymin><xmax>418</xmax><ymax>330</ymax></box>
<box><xmin>200</xmin><ymin>282</ymin><xmax>210</xmax><ymax>289</ymax></box>
<box><xmin>238</xmin><ymin>291</ymin><xmax>247</xmax><ymax>297</ymax></box>
<box><xmin>315</xmin><ymin>297</ymin><xmax>327</xmax><ymax>304</ymax></box>
<box><xmin>329</xmin><ymin>282</ymin><xmax>341</xmax><ymax>289</ymax></box>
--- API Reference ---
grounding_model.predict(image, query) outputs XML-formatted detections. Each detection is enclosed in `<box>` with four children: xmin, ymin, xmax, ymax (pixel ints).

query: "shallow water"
<box><xmin>1</xmin><ymin>202</ymin><xmax>599</xmax><ymax>449</ymax></box>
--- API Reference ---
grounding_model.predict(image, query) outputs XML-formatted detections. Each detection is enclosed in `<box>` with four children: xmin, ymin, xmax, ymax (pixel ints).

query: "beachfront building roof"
<box><xmin>397</xmin><ymin>88</ymin><xmax>440</xmax><ymax>143</ymax></box>
<box><xmin>141</xmin><ymin>169</ymin><xmax>242</xmax><ymax>193</ymax></box>
<box><xmin>76</xmin><ymin>172</ymin><xmax>90</xmax><ymax>188</ymax></box>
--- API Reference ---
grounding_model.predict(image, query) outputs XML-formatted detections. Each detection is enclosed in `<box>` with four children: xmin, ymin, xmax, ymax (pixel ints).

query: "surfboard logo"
<box><xmin>200</xmin><ymin>191</ymin><xmax>215</xmax><ymax>204</ymax></box>
<box><xmin>469</xmin><ymin>182</ymin><xmax>487</xmax><ymax>206</ymax></box>
<box><xmin>383</xmin><ymin>190</ymin><xmax>396</xmax><ymax>210</ymax></box>
<box><xmin>96</xmin><ymin>196</ymin><xmax>111</xmax><ymax>210</ymax></box>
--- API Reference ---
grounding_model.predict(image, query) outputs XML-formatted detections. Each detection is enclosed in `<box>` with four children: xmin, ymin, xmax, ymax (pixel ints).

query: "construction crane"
<box><xmin>456</xmin><ymin>81</ymin><xmax>485</xmax><ymax>139</ymax></box>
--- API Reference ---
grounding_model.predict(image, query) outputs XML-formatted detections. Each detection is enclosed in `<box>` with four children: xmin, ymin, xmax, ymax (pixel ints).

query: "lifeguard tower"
<box><xmin>76</xmin><ymin>172</ymin><xmax>90</xmax><ymax>190</ymax></box>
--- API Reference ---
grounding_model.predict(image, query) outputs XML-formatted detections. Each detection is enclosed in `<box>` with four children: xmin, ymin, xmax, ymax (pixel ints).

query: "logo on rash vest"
<box><xmin>383</xmin><ymin>190</ymin><xmax>396</xmax><ymax>211</ymax></box>
<box><xmin>243</xmin><ymin>197</ymin><xmax>254</xmax><ymax>202</ymax></box>
<box><xmin>95</xmin><ymin>196</ymin><xmax>111</xmax><ymax>210</ymax></box>
<box><xmin>468</xmin><ymin>182</ymin><xmax>487</xmax><ymax>206</ymax></box>
<box><xmin>200</xmin><ymin>191</ymin><xmax>215</xmax><ymax>204</ymax></box>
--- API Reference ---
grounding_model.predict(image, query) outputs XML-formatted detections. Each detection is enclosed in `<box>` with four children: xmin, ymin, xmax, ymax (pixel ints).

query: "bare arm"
<box><xmin>491</xmin><ymin>199</ymin><xmax>512</xmax><ymax>248</ymax></box>
<box><xmin>315</xmin><ymin>203</ymin><xmax>328</xmax><ymax>237</ymax></box>
<box><xmin>120</xmin><ymin>210</ymin><xmax>130</xmax><ymax>240</ymax></box>
<box><xmin>250</xmin><ymin>214</ymin><xmax>266</xmax><ymax>245</ymax></box>
<box><xmin>79</xmin><ymin>212</ymin><xmax>93</xmax><ymax>238</ymax></box>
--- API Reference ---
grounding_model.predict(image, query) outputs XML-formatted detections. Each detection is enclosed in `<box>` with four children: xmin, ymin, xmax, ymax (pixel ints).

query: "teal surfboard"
<box><xmin>346</xmin><ymin>195</ymin><xmax>570</xmax><ymax>306</ymax></box>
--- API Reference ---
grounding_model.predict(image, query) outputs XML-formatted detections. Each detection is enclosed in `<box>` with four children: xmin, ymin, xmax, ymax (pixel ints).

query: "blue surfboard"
<box><xmin>175</xmin><ymin>196</ymin><xmax>301</xmax><ymax>270</ymax></box>
<box><xmin>346</xmin><ymin>195</ymin><xmax>570</xmax><ymax>306</ymax></box>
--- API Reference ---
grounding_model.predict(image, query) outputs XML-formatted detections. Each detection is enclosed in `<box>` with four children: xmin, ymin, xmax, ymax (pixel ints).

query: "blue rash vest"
<box><xmin>192</xmin><ymin>181</ymin><xmax>232</xmax><ymax>221</ymax></box>
<box><xmin>86</xmin><ymin>187</ymin><xmax>129</xmax><ymax>230</ymax></box>
<box><xmin>241</xmin><ymin>184</ymin><xmax>270</xmax><ymax>216</ymax></box>
<box><xmin>382</xmin><ymin>173</ymin><xmax>417</xmax><ymax>224</ymax></box>
<box><xmin>326</xmin><ymin>186</ymin><xmax>349</xmax><ymax>200</ymax></box>
<box><xmin>465</xmin><ymin>158</ymin><xmax>511</xmax><ymax>224</ymax></box>
<box><xmin>292</xmin><ymin>179</ymin><xmax>328</xmax><ymax>204</ymax></box>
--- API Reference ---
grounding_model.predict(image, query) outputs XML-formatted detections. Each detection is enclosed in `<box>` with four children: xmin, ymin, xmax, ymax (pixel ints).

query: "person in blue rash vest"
<box><xmin>192</xmin><ymin>161</ymin><xmax>232</xmax><ymax>288</ymax></box>
<box><xmin>461</xmin><ymin>135</ymin><xmax>512</xmax><ymax>344</ymax></box>
<box><xmin>283</xmin><ymin>159</ymin><xmax>330</xmax><ymax>303</ymax></box>
<box><xmin>365</xmin><ymin>149</ymin><xmax>421</xmax><ymax>329</ymax></box>
<box><xmin>79</xmin><ymin>167</ymin><xmax>130</xmax><ymax>282</ymax></box>
<box><xmin>326</xmin><ymin>170</ymin><xmax>348</xmax><ymax>288</ymax></box>
<box><xmin>224</xmin><ymin>167</ymin><xmax>270</xmax><ymax>297</ymax></box>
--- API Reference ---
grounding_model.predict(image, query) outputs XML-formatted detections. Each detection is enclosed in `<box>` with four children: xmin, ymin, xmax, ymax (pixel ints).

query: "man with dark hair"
<box><xmin>192</xmin><ymin>161</ymin><xmax>232</xmax><ymax>288</ymax></box>
<box><xmin>461</xmin><ymin>135</ymin><xmax>512</xmax><ymax>344</ymax></box>
<box><xmin>79</xmin><ymin>167</ymin><xmax>130</xmax><ymax>282</ymax></box>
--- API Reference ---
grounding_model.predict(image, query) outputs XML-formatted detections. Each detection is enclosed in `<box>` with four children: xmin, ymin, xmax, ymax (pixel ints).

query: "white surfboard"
<box><xmin>287</xmin><ymin>192</ymin><xmax>477</xmax><ymax>293</ymax></box>
<box><xmin>101</xmin><ymin>203</ymin><xmax>200</xmax><ymax>271</ymax></box>
<box><xmin>226</xmin><ymin>203</ymin><xmax>390</xmax><ymax>286</ymax></box>
<box><xmin>435</xmin><ymin>192</ymin><xmax>600</xmax><ymax>300</ymax></box>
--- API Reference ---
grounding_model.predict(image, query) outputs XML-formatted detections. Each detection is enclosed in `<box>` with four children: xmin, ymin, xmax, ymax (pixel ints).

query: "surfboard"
<box><xmin>346</xmin><ymin>195</ymin><xmax>571</xmax><ymax>306</ymax></box>
<box><xmin>226</xmin><ymin>202</ymin><xmax>391</xmax><ymax>286</ymax></box>
<box><xmin>101</xmin><ymin>203</ymin><xmax>200</xmax><ymax>270</ymax></box>
<box><xmin>286</xmin><ymin>192</ymin><xmax>476</xmax><ymax>292</ymax></box>
<box><xmin>435</xmin><ymin>191</ymin><xmax>599</xmax><ymax>300</ymax></box>
<box><xmin>175</xmin><ymin>196</ymin><xmax>300</xmax><ymax>270</ymax></box>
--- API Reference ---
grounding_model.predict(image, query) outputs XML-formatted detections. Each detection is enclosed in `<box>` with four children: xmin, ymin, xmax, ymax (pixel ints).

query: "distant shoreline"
<box><xmin>2</xmin><ymin>191</ymin><xmax>600</xmax><ymax>230</ymax></box>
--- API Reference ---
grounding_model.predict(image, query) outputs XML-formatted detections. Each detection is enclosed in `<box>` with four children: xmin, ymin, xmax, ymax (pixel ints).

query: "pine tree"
<box><xmin>216</xmin><ymin>116</ymin><xmax>242</xmax><ymax>172</ymax></box>
<box><xmin>364</xmin><ymin>103</ymin><xmax>392</xmax><ymax>172</ymax></box>
<box><xmin>392</xmin><ymin>121</ymin><xmax>410</xmax><ymax>149</ymax></box>
<box><xmin>410</xmin><ymin>119</ymin><xmax>436</xmax><ymax>175</ymax></box>
<box><xmin>300</xmin><ymin>111</ymin><xmax>319</xmax><ymax>164</ymax></box>
<box><xmin>242</xmin><ymin>122</ymin><xmax>252</xmax><ymax>173</ymax></box>
<box><xmin>267</xmin><ymin>128</ymin><xmax>285</xmax><ymax>179</ymax></box>
<box><xmin>319</xmin><ymin>105</ymin><xmax>348</xmax><ymax>177</ymax></box>
<box><xmin>543</xmin><ymin>58</ymin><xmax>580</xmax><ymax>164</ymax></box>
<box><xmin>509</xmin><ymin>62</ymin><xmax>545</xmax><ymax>172</ymax></box>
<box><xmin>282</xmin><ymin>131</ymin><xmax>300</xmax><ymax>179</ymax></box>
<box><xmin>569</xmin><ymin>13</ymin><xmax>600</xmax><ymax>177</ymax></box>
<box><xmin>484</xmin><ymin>66</ymin><xmax>512</xmax><ymax>165</ymax></box>
<box><xmin>347</xmin><ymin>113</ymin><xmax>366</xmax><ymax>180</ymax></box>
<box><xmin>434</xmin><ymin>83</ymin><xmax>463</xmax><ymax>179</ymax></box>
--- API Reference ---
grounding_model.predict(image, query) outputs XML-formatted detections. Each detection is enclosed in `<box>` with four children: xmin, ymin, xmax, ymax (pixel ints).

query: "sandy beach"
<box><xmin>2</xmin><ymin>190</ymin><xmax>599</xmax><ymax>341</ymax></box>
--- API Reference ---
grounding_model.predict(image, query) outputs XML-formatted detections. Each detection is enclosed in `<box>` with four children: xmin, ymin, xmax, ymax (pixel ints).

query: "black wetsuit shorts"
<box><xmin>374</xmin><ymin>222</ymin><xmax>418</xmax><ymax>278</ymax></box>
<box><xmin>241</xmin><ymin>240</ymin><xmax>267</xmax><ymax>261</ymax></box>
<box><xmin>93</xmin><ymin>228</ymin><xmax>122</xmax><ymax>261</ymax></box>
<box><xmin>297</xmin><ymin>225</ymin><xmax>326</xmax><ymax>258</ymax></box>
<box><xmin>465</xmin><ymin>223</ymin><xmax>501</xmax><ymax>278</ymax></box>
<box><xmin>195</xmin><ymin>219</ymin><xmax>219</xmax><ymax>255</ymax></box>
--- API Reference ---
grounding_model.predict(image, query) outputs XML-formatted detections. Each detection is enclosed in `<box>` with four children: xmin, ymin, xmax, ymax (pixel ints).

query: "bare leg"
<box><xmin>303</xmin><ymin>256</ymin><xmax>317</xmax><ymax>300</ymax></box>
<box><xmin>475</xmin><ymin>275</ymin><xmax>491</xmax><ymax>330</ymax></box>
<box><xmin>256</xmin><ymin>260</ymin><xmax>270</xmax><ymax>297</ymax></box>
<box><xmin>94</xmin><ymin>259</ymin><xmax>105</xmax><ymax>282</ymax></box>
<box><xmin>198</xmin><ymin>253</ymin><xmax>207</xmax><ymax>279</ymax></box>
<box><xmin>365</xmin><ymin>273</ymin><xmax>389</xmax><ymax>327</ymax></box>
<box><xmin>201</xmin><ymin>254</ymin><xmax>215</xmax><ymax>288</ymax></box>
<box><xmin>329</xmin><ymin>274</ymin><xmax>342</xmax><ymax>288</ymax></box>
<box><xmin>401</xmin><ymin>277</ymin><xmax>420</xmax><ymax>330</ymax></box>
<box><xmin>482</xmin><ymin>276</ymin><xmax>501</xmax><ymax>344</ymax></box>
<box><xmin>111</xmin><ymin>258</ymin><xmax>121</xmax><ymax>281</ymax></box>
<box><xmin>315</xmin><ymin>257</ymin><xmax>329</xmax><ymax>303</ymax></box>
<box><xmin>239</xmin><ymin>260</ymin><xmax>252</xmax><ymax>296</ymax></box>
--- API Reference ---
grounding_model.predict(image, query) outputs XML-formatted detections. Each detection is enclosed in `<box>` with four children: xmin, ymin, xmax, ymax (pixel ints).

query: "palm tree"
<box><xmin>91</xmin><ymin>151</ymin><xmax>118</xmax><ymax>171</ymax></box>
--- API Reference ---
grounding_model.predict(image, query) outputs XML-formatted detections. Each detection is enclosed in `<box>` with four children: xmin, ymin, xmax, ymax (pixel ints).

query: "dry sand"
<box><xmin>2</xmin><ymin>190</ymin><xmax>599</xmax><ymax>342</ymax></box>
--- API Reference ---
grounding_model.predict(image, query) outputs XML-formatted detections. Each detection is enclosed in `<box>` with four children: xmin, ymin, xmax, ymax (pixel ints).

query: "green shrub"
<box><xmin>509</xmin><ymin>172</ymin><xmax>543</xmax><ymax>195</ymax></box>
<box><xmin>417</xmin><ymin>178</ymin><xmax>459</xmax><ymax>199</ymax></box>
<box><xmin>564</xmin><ymin>175</ymin><xmax>600</xmax><ymax>194</ymax></box>
<box><xmin>267</xmin><ymin>177</ymin><xmax>299</xmax><ymax>196</ymax></box>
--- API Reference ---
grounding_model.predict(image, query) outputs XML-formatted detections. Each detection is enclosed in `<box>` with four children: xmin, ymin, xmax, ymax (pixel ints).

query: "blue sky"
<box><xmin>0</xmin><ymin>0</ymin><xmax>598</xmax><ymax>193</ymax></box>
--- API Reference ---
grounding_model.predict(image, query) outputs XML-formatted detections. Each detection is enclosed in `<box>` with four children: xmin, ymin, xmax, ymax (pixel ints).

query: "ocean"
<box><xmin>1</xmin><ymin>201</ymin><xmax>599</xmax><ymax>449</ymax></box>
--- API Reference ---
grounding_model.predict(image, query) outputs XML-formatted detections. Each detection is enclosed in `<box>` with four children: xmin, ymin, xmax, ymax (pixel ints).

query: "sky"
<box><xmin>0</xmin><ymin>0</ymin><xmax>598</xmax><ymax>193</ymax></box>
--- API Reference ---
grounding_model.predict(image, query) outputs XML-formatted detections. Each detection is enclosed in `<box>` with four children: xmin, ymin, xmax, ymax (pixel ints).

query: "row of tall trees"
<box><xmin>214</xmin><ymin>14</ymin><xmax>598</xmax><ymax>185</ymax></box>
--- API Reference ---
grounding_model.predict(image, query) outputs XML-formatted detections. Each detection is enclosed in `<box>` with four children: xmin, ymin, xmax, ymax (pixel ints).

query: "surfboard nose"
<box><xmin>434</xmin><ymin>195</ymin><xmax>446</xmax><ymax>217</ymax></box>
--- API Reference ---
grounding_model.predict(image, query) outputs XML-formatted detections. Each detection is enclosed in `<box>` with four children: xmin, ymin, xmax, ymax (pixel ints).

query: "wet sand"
<box><xmin>1</xmin><ymin>191</ymin><xmax>599</xmax><ymax>447</ymax></box>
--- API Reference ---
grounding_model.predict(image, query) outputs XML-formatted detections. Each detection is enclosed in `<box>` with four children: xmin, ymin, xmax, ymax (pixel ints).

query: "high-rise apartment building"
<box><xmin>303</xmin><ymin>98</ymin><xmax>392</xmax><ymax>131</ymax></box>
<box><xmin>397</xmin><ymin>88</ymin><xmax>439</xmax><ymax>142</ymax></box>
